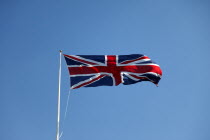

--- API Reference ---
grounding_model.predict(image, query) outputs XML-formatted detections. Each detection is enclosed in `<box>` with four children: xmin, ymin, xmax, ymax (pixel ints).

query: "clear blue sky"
<box><xmin>1</xmin><ymin>0</ymin><xmax>210</xmax><ymax>140</ymax></box>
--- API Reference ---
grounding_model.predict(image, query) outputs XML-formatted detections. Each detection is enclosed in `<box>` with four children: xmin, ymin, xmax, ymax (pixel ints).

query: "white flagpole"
<box><xmin>56</xmin><ymin>50</ymin><xmax>62</xmax><ymax>140</ymax></box>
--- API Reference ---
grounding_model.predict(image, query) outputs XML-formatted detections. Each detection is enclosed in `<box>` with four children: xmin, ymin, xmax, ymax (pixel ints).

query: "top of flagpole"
<box><xmin>59</xmin><ymin>50</ymin><xmax>62</xmax><ymax>53</ymax></box>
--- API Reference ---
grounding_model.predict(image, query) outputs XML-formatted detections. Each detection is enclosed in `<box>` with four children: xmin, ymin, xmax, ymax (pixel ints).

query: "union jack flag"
<box><xmin>64</xmin><ymin>54</ymin><xmax>162</xmax><ymax>89</ymax></box>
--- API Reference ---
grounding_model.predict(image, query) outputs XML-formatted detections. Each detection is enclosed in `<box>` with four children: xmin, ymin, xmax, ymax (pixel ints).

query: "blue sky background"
<box><xmin>1</xmin><ymin>0</ymin><xmax>210</xmax><ymax>140</ymax></box>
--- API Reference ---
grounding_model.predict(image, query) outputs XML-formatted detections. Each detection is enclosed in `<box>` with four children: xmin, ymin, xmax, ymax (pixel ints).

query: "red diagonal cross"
<box><xmin>68</xmin><ymin>55</ymin><xmax>160</xmax><ymax>85</ymax></box>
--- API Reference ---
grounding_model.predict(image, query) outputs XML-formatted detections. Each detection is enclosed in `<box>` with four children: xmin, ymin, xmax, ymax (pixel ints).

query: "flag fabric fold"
<box><xmin>63</xmin><ymin>54</ymin><xmax>162</xmax><ymax>89</ymax></box>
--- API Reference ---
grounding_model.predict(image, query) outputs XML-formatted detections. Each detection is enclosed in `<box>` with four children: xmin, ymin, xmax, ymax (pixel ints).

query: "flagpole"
<box><xmin>56</xmin><ymin>50</ymin><xmax>62</xmax><ymax>140</ymax></box>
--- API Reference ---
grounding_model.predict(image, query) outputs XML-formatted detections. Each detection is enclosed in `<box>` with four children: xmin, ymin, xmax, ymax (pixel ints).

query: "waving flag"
<box><xmin>64</xmin><ymin>54</ymin><xmax>162</xmax><ymax>89</ymax></box>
